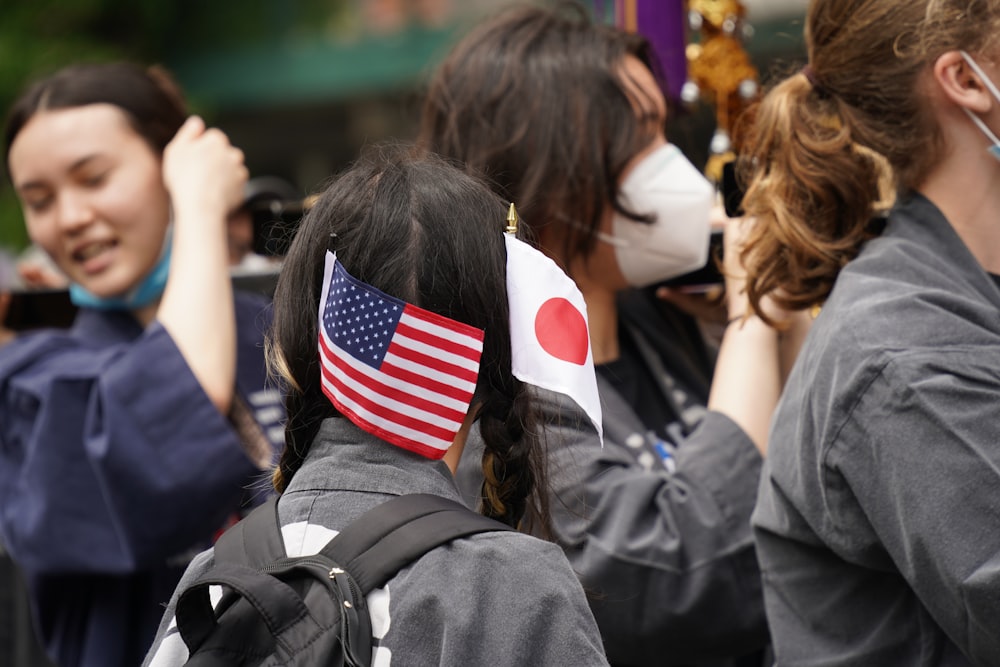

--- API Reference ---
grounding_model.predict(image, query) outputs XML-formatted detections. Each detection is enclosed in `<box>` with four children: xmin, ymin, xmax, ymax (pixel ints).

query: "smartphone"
<box><xmin>721</xmin><ymin>159</ymin><xmax>745</xmax><ymax>218</ymax></box>
<box><xmin>4</xmin><ymin>289</ymin><xmax>77</xmax><ymax>331</ymax></box>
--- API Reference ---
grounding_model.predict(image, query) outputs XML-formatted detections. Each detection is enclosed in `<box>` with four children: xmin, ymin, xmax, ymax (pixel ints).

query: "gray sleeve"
<box><xmin>824</xmin><ymin>353</ymin><xmax>1000</xmax><ymax>665</ymax></box>
<box><xmin>537</xmin><ymin>392</ymin><xmax>767</xmax><ymax>665</ymax></box>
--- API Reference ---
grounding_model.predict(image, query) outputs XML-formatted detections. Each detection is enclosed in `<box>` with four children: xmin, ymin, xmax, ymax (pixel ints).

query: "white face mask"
<box><xmin>598</xmin><ymin>143</ymin><xmax>715</xmax><ymax>287</ymax></box>
<box><xmin>960</xmin><ymin>51</ymin><xmax>1000</xmax><ymax>161</ymax></box>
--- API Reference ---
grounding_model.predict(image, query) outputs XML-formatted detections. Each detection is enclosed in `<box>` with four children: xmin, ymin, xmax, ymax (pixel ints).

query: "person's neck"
<box><xmin>577</xmin><ymin>284</ymin><xmax>619</xmax><ymax>365</ymax></box>
<box><xmin>443</xmin><ymin>404</ymin><xmax>478</xmax><ymax>475</ymax></box>
<box><xmin>131</xmin><ymin>300</ymin><xmax>160</xmax><ymax>328</ymax></box>
<box><xmin>922</xmin><ymin>143</ymin><xmax>1000</xmax><ymax>273</ymax></box>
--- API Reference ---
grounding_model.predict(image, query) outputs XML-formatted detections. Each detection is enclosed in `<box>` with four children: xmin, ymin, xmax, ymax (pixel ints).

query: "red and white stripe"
<box><xmin>317</xmin><ymin>255</ymin><xmax>484</xmax><ymax>459</ymax></box>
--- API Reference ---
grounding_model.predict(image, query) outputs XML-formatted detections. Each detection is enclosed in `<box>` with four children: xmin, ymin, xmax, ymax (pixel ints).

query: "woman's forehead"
<box><xmin>9</xmin><ymin>104</ymin><xmax>145</xmax><ymax>183</ymax></box>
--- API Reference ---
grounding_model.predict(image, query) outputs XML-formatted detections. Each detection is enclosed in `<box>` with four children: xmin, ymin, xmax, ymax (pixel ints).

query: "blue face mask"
<box><xmin>960</xmin><ymin>51</ymin><xmax>1000</xmax><ymax>161</ymax></box>
<box><xmin>69</xmin><ymin>232</ymin><xmax>172</xmax><ymax>311</ymax></box>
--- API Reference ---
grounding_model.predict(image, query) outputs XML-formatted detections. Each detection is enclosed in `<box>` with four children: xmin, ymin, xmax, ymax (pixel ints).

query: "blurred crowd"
<box><xmin>3</xmin><ymin>1</ymin><xmax>1000</xmax><ymax>666</ymax></box>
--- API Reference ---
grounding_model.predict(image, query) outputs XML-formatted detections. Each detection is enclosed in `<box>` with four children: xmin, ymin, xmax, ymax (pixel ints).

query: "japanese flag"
<box><xmin>505</xmin><ymin>235</ymin><xmax>603</xmax><ymax>442</ymax></box>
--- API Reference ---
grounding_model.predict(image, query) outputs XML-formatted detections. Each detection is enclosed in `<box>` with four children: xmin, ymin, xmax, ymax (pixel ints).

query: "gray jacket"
<box><xmin>459</xmin><ymin>293</ymin><xmax>768</xmax><ymax>666</ymax></box>
<box><xmin>753</xmin><ymin>192</ymin><xmax>1000</xmax><ymax>666</ymax></box>
<box><xmin>144</xmin><ymin>418</ymin><xmax>608</xmax><ymax>667</ymax></box>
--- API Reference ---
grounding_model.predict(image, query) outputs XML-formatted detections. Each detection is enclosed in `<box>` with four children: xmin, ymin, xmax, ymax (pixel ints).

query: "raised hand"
<box><xmin>162</xmin><ymin>116</ymin><xmax>248</xmax><ymax>226</ymax></box>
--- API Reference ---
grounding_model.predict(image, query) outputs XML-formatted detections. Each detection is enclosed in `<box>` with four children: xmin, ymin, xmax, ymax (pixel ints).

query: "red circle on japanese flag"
<box><xmin>534</xmin><ymin>298</ymin><xmax>589</xmax><ymax>365</ymax></box>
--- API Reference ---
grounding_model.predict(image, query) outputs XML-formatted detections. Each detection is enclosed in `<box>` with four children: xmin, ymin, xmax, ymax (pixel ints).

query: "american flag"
<box><xmin>317</xmin><ymin>250</ymin><xmax>485</xmax><ymax>459</ymax></box>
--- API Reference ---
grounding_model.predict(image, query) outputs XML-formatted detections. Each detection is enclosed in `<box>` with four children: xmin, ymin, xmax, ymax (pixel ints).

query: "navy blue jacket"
<box><xmin>0</xmin><ymin>292</ymin><xmax>283</xmax><ymax>667</ymax></box>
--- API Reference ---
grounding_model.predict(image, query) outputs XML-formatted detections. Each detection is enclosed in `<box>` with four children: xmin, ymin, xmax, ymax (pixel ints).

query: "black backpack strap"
<box><xmin>213</xmin><ymin>495</ymin><xmax>287</xmax><ymax>567</ymax></box>
<box><xmin>321</xmin><ymin>493</ymin><xmax>514</xmax><ymax>594</ymax></box>
<box><xmin>176</xmin><ymin>563</ymin><xmax>311</xmax><ymax>652</ymax></box>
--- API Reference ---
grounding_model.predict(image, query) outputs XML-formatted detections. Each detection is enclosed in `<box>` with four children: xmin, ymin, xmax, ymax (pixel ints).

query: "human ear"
<box><xmin>934</xmin><ymin>50</ymin><xmax>993</xmax><ymax>114</ymax></box>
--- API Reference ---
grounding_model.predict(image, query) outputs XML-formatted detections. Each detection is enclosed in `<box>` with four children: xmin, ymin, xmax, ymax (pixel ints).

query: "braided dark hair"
<box><xmin>477</xmin><ymin>329</ymin><xmax>548</xmax><ymax>532</ymax></box>
<box><xmin>268</xmin><ymin>145</ymin><xmax>549</xmax><ymax>530</ymax></box>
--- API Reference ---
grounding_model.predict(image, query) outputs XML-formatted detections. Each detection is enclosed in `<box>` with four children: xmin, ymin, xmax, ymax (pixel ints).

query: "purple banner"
<box><xmin>594</xmin><ymin>0</ymin><xmax>688</xmax><ymax>101</ymax></box>
<box><xmin>636</xmin><ymin>0</ymin><xmax>688</xmax><ymax>101</ymax></box>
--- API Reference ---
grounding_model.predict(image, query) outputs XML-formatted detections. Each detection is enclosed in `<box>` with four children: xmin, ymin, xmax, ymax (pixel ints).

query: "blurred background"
<box><xmin>0</xmin><ymin>0</ymin><xmax>808</xmax><ymax>254</ymax></box>
<box><xmin>0</xmin><ymin>1</ymin><xmax>808</xmax><ymax>664</ymax></box>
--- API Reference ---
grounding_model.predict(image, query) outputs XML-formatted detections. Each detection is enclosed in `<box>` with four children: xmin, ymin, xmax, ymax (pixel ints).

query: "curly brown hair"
<box><xmin>739</xmin><ymin>0</ymin><xmax>1000</xmax><ymax>322</ymax></box>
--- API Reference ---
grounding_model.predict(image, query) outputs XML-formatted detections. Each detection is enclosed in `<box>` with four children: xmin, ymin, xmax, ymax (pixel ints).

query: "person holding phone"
<box><xmin>419</xmin><ymin>4</ymin><xmax>811</xmax><ymax>665</ymax></box>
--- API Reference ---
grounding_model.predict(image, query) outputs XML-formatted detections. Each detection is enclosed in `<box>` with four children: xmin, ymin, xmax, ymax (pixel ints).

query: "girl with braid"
<box><xmin>143</xmin><ymin>146</ymin><xmax>609</xmax><ymax>666</ymax></box>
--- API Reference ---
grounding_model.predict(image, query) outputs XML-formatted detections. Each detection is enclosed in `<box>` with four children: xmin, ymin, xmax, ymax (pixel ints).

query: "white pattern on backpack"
<box><xmin>282</xmin><ymin>521</ymin><xmax>394</xmax><ymax>666</ymax></box>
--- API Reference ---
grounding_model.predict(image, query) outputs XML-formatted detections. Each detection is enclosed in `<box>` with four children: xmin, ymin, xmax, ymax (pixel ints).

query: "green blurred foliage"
<box><xmin>0</xmin><ymin>0</ymin><xmax>165</xmax><ymax>252</ymax></box>
<box><xmin>0</xmin><ymin>0</ymin><xmax>349</xmax><ymax>253</ymax></box>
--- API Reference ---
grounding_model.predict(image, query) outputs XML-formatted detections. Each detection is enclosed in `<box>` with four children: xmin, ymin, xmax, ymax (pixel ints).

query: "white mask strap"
<box><xmin>594</xmin><ymin>229</ymin><xmax>630</xmax><ymax>249</ymax></box>
<box><xmin>562</xmin><ymin>217</ymin><xmax>632</xmax><ymax>249</ymax></box>
<box><xmin>960</xmin><ymin>51</ymin><xmax>1000</xmax><ymax>145</ymax></box>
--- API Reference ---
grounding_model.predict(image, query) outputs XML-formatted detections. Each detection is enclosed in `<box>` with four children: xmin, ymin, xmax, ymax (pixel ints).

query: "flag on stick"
<box><xmin>317</xmin><ymin>250</ymin><xmax>485</xmax><ymax>459</ymax></box>
<box><xmin>505</xmin><ymin>235</ymin><xmax>603</xmax><ymax>441</ymax></box>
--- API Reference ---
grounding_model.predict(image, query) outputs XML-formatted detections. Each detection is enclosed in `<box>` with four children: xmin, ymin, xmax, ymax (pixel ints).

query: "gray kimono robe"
<box><xmin>459</xmin><ymin>292</ymin><xmax>768</xmax><ymax>666</ymax></box>
<box><xmin>753</xmin><ymin>192</ymin><xmax>1000</xmax><ymax>665</ymax></box>
<box><xmin>143</xmin><ymin>418</ymin><xmax>608</xmax><ymax>667</ymax></box>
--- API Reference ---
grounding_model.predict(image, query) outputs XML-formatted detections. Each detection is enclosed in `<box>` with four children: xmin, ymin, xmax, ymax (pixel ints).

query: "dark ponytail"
<box><xmin>478</xmin><ymin>352</ymin><xmax>549</xmax><ymax>534</ymax></box>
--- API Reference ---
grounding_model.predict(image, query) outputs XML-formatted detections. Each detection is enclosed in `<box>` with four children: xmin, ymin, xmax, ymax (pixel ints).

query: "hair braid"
<box><xmin>478</xmin><ymin>374</ymin><xmax>550</xmax><ymax>536</ymax></box>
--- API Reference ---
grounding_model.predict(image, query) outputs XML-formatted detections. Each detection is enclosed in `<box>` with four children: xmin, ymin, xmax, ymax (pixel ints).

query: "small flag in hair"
<box><xmin>317</xmin><ymin>250</ymin><xmax>485</xmax><ymax>459</ymax></box>
<box><xmin>505</xmin><ymin>235</ymin><xmax>603</xmax><ymax>442</ymax></box>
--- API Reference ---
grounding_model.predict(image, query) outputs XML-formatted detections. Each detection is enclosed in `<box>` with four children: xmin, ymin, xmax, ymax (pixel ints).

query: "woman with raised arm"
<box><xmin>419</xmin><ymin>4</ymin><xmax>810</xmax><ymax>666</ymax></box>
<box><xmin>0</xmin><ymin>62</ymin><xmax>283</xmax><ymax>667</ymax></box>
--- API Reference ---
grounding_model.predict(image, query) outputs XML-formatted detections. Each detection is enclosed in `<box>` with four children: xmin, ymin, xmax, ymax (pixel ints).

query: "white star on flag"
<box><xmin>317</xmin><ymin>250</ymin><xmax>485</xmax><ymax>459</ymax></box>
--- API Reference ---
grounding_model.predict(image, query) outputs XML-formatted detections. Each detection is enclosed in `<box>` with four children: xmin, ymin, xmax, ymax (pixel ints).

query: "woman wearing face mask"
<box><xmin>739</xmin><ymin>1</ymin><xmax>1000</xmax><ymax>664</ymax></box>
<box><xmin>419</xmin><ymin>4</ymin><xmax>810</xmax><ymax>666</ymax></box>
<box><xmin>0</xmin><ymin>62</ymin><xmax>283</xmax><ymax>667</ymax></box>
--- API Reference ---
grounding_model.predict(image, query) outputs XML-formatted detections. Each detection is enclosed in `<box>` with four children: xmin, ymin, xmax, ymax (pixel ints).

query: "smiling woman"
<box><xmin>9</xmin><ymin>104</ymin><xmax>172</xmax><ymax>306</ymax></box>
<box><xmin>0</xmin><ymin>63</ymin><xmax>284</xmax><ymax>667</ymax></box>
